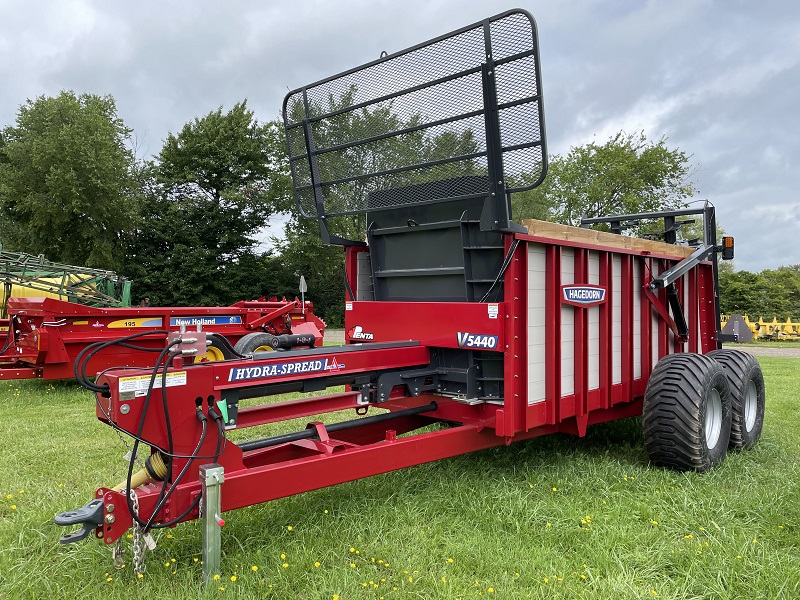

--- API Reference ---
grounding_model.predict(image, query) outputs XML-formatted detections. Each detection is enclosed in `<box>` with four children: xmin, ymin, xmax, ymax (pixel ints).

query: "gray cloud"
<box><xmin>1</xmin><ymin>0</ymin><xmax>798</xmax><ymax>271</ymax></box>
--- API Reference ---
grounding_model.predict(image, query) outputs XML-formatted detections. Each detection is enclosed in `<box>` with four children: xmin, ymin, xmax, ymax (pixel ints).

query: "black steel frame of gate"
<box><xmin>282</xmin><ymin>8</ymin><xmax>547</xmax><ymax>245</ymax></box>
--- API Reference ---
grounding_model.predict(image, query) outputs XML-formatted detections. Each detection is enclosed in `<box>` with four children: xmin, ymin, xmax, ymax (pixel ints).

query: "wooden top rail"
<box><xmin>521</xmin><ymin>218</ymin><xmax>697</xmax><ymax>259</ymax></box>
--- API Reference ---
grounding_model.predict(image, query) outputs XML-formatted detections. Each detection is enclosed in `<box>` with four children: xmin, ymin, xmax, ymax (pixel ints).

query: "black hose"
<box><xmin>0</xmin><ymin>315</ymin><xmax>15</xmax><ymax>355</ymax></box>
<box><xmin>124</xmin><ymin>341</ymin><xmax>181</xmax><ymax>529</ymax></box>
<box><xmin>74</xmin><ymin>330</ymin><xmax>171</xmax><ymax>392</ymax></box>
<box><xmin>344</xmin><ymin>261</ymin><xmax>355</xmax><ymax>301</ymax></box>
<box><xmin>479</xmin><ymin>239</ymin><xmax>519</xmax><ymax>303</ymax></box>
<box><xmin>144</xmin><ymin>414</ymin><xmax>207</xmax><ymax>530</ymax></box>
<box><xmin>142</xmin><ymin>408</ymin><xmax>226</xmax><ymax>530</ymax></box>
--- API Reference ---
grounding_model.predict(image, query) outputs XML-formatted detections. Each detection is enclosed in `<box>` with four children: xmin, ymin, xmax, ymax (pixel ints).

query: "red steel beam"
<box><xmin>93</xmin><ymin>393</ymin><xmax>644</xmax><ymax>546</ymax></box>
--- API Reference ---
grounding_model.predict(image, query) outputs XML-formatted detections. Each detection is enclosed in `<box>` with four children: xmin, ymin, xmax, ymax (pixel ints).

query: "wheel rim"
<box><xmin>193</xmin><ymin>346</ymin><xmax>225</xmax><ymax>363</ymax></box>
<box><xmin>705</xmin><ymin>388</ymin><xmax>723</xmax><ymax>449</ymax></box>
<box><xmin>744</xmin><ymin>380</ymin><xmax>758</xmax><ymax>432</ymax></box>
<box><xmin>253</xmin><ymin>345</ymin><xmax>274</xmax><ymax>352</ymax></box>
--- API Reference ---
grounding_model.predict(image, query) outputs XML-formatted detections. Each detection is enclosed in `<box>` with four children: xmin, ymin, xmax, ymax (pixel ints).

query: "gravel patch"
<box><xmin>325</xmin><ymin>329</ymin><xmax>345</xmax><ymax>344</ymax></box>
<box><xmin>725</xmin><ymin>344</ymin><xmax>800</xmax><ymax>358</ymax></box>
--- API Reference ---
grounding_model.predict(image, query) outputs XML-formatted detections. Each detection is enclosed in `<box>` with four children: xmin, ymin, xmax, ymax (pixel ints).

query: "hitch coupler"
<box><xmin>55</xmin><ymin>452</ymin><xmax>169</xmax><ymax>544</ymax></box>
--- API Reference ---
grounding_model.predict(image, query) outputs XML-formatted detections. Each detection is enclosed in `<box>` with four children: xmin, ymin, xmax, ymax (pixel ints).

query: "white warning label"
<box><xmin>488</xmin><ymin>303</ymin><xmax>499</xmax><ymax>319</ymax></box>
<box><xmin>118</xmin><ymin>371</ymin><xmax>187</xmax><ymax>394</ymax></box>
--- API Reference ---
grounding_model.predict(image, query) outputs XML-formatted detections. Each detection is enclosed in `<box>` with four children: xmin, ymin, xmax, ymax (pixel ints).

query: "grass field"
<box><xmin>730</xmin><ymin>340</ymin><xmax>800</xmax><ymax>349</ymax></box>
<box><xmin>0</xmin><ymin>357</ymin><xmax>798</xmax><ymax>599</ymax></box>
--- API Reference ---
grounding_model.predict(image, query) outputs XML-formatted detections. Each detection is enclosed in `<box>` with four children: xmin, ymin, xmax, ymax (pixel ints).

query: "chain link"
<box><xmin>112</xmin><ymin>538</ymin><xmax>126</xmax><ymax>569</ymax></box>
<box><xmin>109</xmin><ymin>390</ymin><xmax>145</xmax><ymax>468</ymax></box>
<box><xmin>130</xmin><ymin>489</ymin><xmax>147</xmax><ymax>577</ymax></box>
<box><xmin>118</xmin><ymin>432</ymin><xmax>144</xmax><ymax>469</ymax></box>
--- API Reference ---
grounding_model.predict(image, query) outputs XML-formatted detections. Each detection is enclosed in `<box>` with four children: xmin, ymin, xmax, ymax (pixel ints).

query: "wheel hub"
<box><xmin>744</xmin><ymin>380</ymin><xmax>758</xmax><ymax>432</ymax></box>
<box><xmin>705</xmin><ymin>388</ymin><xmax>723</xmax><ymax>449</ymax></box>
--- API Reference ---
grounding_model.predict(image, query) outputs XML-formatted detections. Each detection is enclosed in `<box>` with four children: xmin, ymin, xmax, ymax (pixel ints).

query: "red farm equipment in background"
<box><xmin>55</xmin><ymin>9</ymin><xmax>764</xmax><ymax>579</ymax></box>
<box><xmin>0</xmin><ymin>245</ymin><xmax>325</xmax><ymax>380</ymax></box>
<box><xmin>0</xmin><ymin>295</ymin><xmax>325</xmax><ymax>380</ymax></box>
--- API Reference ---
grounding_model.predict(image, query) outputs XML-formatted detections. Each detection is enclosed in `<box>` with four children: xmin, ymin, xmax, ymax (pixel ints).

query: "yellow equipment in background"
<box><xmin>720</xmin><ymin>314</ymin><xmax>800</xmax><ymax>341</ymax></box>
<box><xmin>0</xmin><ymin>246</ymin><xmax>131</xmax><ymax>317</ymax></box>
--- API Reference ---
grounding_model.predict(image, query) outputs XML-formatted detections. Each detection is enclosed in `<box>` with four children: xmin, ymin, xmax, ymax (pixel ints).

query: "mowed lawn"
<box><xmin>0</xmin><ymin>356</ymin><xmax>797</xmax><ymax>599</ymax></box>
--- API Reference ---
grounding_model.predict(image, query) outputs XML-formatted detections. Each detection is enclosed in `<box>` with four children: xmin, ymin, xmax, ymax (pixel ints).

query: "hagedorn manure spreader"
<box><xmin>56</xmin><ymin>9</ymin><xmax>765</xmax><ymax>578</ymax></box>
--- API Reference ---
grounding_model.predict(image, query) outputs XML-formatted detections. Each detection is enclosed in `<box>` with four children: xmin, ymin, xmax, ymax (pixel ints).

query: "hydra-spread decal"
<box><xmin>228</xmin><ymin>358</ymin><xmax>342</xmax><ymax>382</ymax></box>
<box><xmin>457</xmin><ymin>332</ymin><xmax>499</xmax><ymax>349</ymax></box>
<box><xmin>561</xmin><ymin>285</ymin><xmax>607</xmax><ymax>307</ymax></box>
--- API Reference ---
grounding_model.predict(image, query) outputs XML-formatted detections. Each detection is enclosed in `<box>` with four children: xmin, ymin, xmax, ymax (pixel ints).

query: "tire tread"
<box><xmin>642</xmin><ymin>353</ymin><xmax>731</xmax><ymax>472</ymax></box>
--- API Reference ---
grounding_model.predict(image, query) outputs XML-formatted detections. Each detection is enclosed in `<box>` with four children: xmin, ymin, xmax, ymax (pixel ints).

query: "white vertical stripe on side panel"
<box><xmin>561</xmin><ymin>248</ymin><xmax>575</xmax><ymax>396</ymax></box>
<box><xmin>587</xmin><ymin>252</ymin><xmax>600</xmax><ymax>390</ymax></box>
<box><xmin>633</xmin><ymin>257</ymin><xmax>642</xmax><ymax>379</ymax></box>
<box><xmin>612</xmin><ymin>255</ymin><xmax>622</xmax><ymax>384</ymax></box>
<box><xmin>527</xmin><ymin>243</ymin><xmax>547</xmax><ymax>405</ymax></box>
<box><xmin>652</xmin><ymin>259</ymin><xmax>660</xmax><ymax>368</ymax></box>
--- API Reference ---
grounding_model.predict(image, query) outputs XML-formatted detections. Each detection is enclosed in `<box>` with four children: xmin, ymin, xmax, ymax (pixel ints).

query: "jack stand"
<box><xmin>200</xmin><ymin>464</ymin><xmax>224</xmax><ymax>584</ymax></box>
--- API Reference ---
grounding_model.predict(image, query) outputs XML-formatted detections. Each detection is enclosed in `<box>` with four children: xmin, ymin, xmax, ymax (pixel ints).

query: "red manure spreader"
<box><xmin>56</xmin><ymin>9</ymin><xmax>764</xmax><ymax>578</ymax></box>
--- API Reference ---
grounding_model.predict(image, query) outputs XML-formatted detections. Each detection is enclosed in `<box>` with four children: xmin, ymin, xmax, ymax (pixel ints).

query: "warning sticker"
<box><xmin>118</xmin><ymin>371</ymin><xmax>187</xmax><ymax>394</ymax></box>
<box><xmin>345</xmin><ymin>302</ymin><xmax>353</xmax><ymax>311</ymax></box>
<box><xmin>488</xmin><ymin>304</ymin><xmax>499</xmax><ymax>319</ymax></box>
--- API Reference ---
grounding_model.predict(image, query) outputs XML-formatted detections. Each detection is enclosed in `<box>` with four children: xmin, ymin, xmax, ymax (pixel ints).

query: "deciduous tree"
<box><xmin>719</xmin><ymin>266</ymin><xmax>800</xmax><ymax>321</ymax></box>
<box><xmin>512</xmin><ymin>131</ymin><xmax>697</xmax><ymax>228</ymax></box>
<box><xmin>123</xmin><ymin>102</ymin><xmax>292</xmax><ymax>306</ymax></box>
<box><xmin>0</xmin><ymin>91</ymin><xmax>136</xmax><ymax>268</ymax></box>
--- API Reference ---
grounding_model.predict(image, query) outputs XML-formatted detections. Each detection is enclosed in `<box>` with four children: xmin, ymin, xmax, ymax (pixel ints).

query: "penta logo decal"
<box><xmin>347</xmin><ymin>325</ymin><xmax>375</xmax><ymax>341</ymax></box>
<box><xmin>561</xmin><ymin>285</ymin><xmax>607</xmax><ymax>307</ymax></box>
<box><xmin>456</xmin><ymin>332</ymin><xmax>499</xmax><ymax>349</ymax></box>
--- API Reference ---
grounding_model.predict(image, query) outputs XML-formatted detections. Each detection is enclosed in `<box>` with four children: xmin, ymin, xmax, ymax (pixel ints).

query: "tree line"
<box><xmin>0</xmin><ymin>90</ymin><xmax>787</xmax><ymax>326</ymax></box>
<box><xmin>719</xmin><ymin>266</ymin><xmax>800</xmax><ymax>321</ymax></box>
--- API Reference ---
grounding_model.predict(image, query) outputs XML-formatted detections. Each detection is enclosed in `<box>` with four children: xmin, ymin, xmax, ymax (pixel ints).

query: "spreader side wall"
<box><xmin>521</xmin><ymin>238</ymin><xmax>715</xmax><ymax>433</ymax></box>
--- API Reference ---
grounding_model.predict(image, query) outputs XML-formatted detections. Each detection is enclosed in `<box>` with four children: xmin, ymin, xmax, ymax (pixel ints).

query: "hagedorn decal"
<box><xmin>561</xmin><ymin>285</ymin><xmax>607</xmax><ymax>308</ymax></box>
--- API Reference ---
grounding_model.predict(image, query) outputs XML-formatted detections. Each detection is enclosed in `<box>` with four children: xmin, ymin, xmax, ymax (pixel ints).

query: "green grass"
<box><xmin>0</xmin><ymin>358</ymin><xmax>798</xmax><ymax>599</ymax></box>
<box><xmin>727</xmin><ymin>340</ymin><xmax>800</xmax><ymax>348</ymax></box>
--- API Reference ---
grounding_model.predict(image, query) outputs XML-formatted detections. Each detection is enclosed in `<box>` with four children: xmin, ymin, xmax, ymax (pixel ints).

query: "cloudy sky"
<box><xmin>0</xmin><ymin>0</ymin><xmax>797</xmax><ymax>272</ymax></box>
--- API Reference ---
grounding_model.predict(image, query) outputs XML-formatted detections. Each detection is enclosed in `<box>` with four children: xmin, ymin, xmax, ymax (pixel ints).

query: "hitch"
<box><xmin>54</xmin><ymin>452</ymin><xmax>169</xmax><ymax>545</ymax></box>
<box><xmin>54</xmin><ymin>498</ymin><xmax>104</xmax><ymax>544</ymax></box>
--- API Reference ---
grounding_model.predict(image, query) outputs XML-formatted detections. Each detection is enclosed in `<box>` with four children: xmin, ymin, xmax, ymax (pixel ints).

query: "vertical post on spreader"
<box><xmin>200</xmin><ymin>464</ymin><xmax>224</xmax><ymax>584</ymax></box>
<box><xmin>299</xmin><ymin>275</ymin><xmax>307</xmax><ymax>315</ymax></box>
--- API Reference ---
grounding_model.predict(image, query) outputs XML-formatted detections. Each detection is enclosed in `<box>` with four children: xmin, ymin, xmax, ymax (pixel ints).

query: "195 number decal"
<box><xmin>457</xmin><ymin>332</ymin><xmax>499</xmax><ymax>349</ymax></box>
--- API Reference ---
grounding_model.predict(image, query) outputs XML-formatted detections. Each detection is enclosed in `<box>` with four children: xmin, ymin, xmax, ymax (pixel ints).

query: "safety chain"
<box><xmin>130</xmin><ymin>489</ymin><xmax>148</xmax><ymax>577</ymax></box>
<box><xmin>109</xmin><ymin>489</ymin><xmax>151</xmax><ymax>576</ymax></box>
<box><xmin>112</xmin><ymin>538</ymin><xmax>125</xmax><ymax>570</ymax></box>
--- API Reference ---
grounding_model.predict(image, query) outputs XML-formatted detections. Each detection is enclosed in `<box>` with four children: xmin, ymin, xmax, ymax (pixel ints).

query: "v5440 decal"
<box><xmin>457</xmin><ymin>332</ymin><xmax>499</xmax><ymax>349</ymax></box>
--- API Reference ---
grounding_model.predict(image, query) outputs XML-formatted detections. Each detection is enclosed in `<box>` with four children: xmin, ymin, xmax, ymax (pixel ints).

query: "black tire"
<box><xmin>193</xmin><ymin>333</ymin><xmax>237</xmax><ymax>363</ymax></box>
<box><xmin>642</xmin><ymin>353</ymin><xmax>732</xmax><ymax>473</ymax></box>
<box><xmin>707</xmin><ymin>349</ymin><xmax>765</xmax><ymax>450</ymax></box>
<box><xmin>233</xmin><ymin>332</ymin><xmax>279</xmax><ymax>354</ymax></box>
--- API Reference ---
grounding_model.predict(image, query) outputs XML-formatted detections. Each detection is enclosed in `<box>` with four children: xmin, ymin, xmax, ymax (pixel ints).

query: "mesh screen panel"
<box><xmin>283</xmin><ymin>9</ymin><xmax>546</xmax><ymax>218</ymax></box>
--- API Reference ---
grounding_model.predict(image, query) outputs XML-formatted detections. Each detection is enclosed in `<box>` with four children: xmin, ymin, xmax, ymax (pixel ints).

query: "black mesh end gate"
<box><xmin>282</xmin><ymin>9</ymin><xmax>547</xmax><ymax>242</ymax></box>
